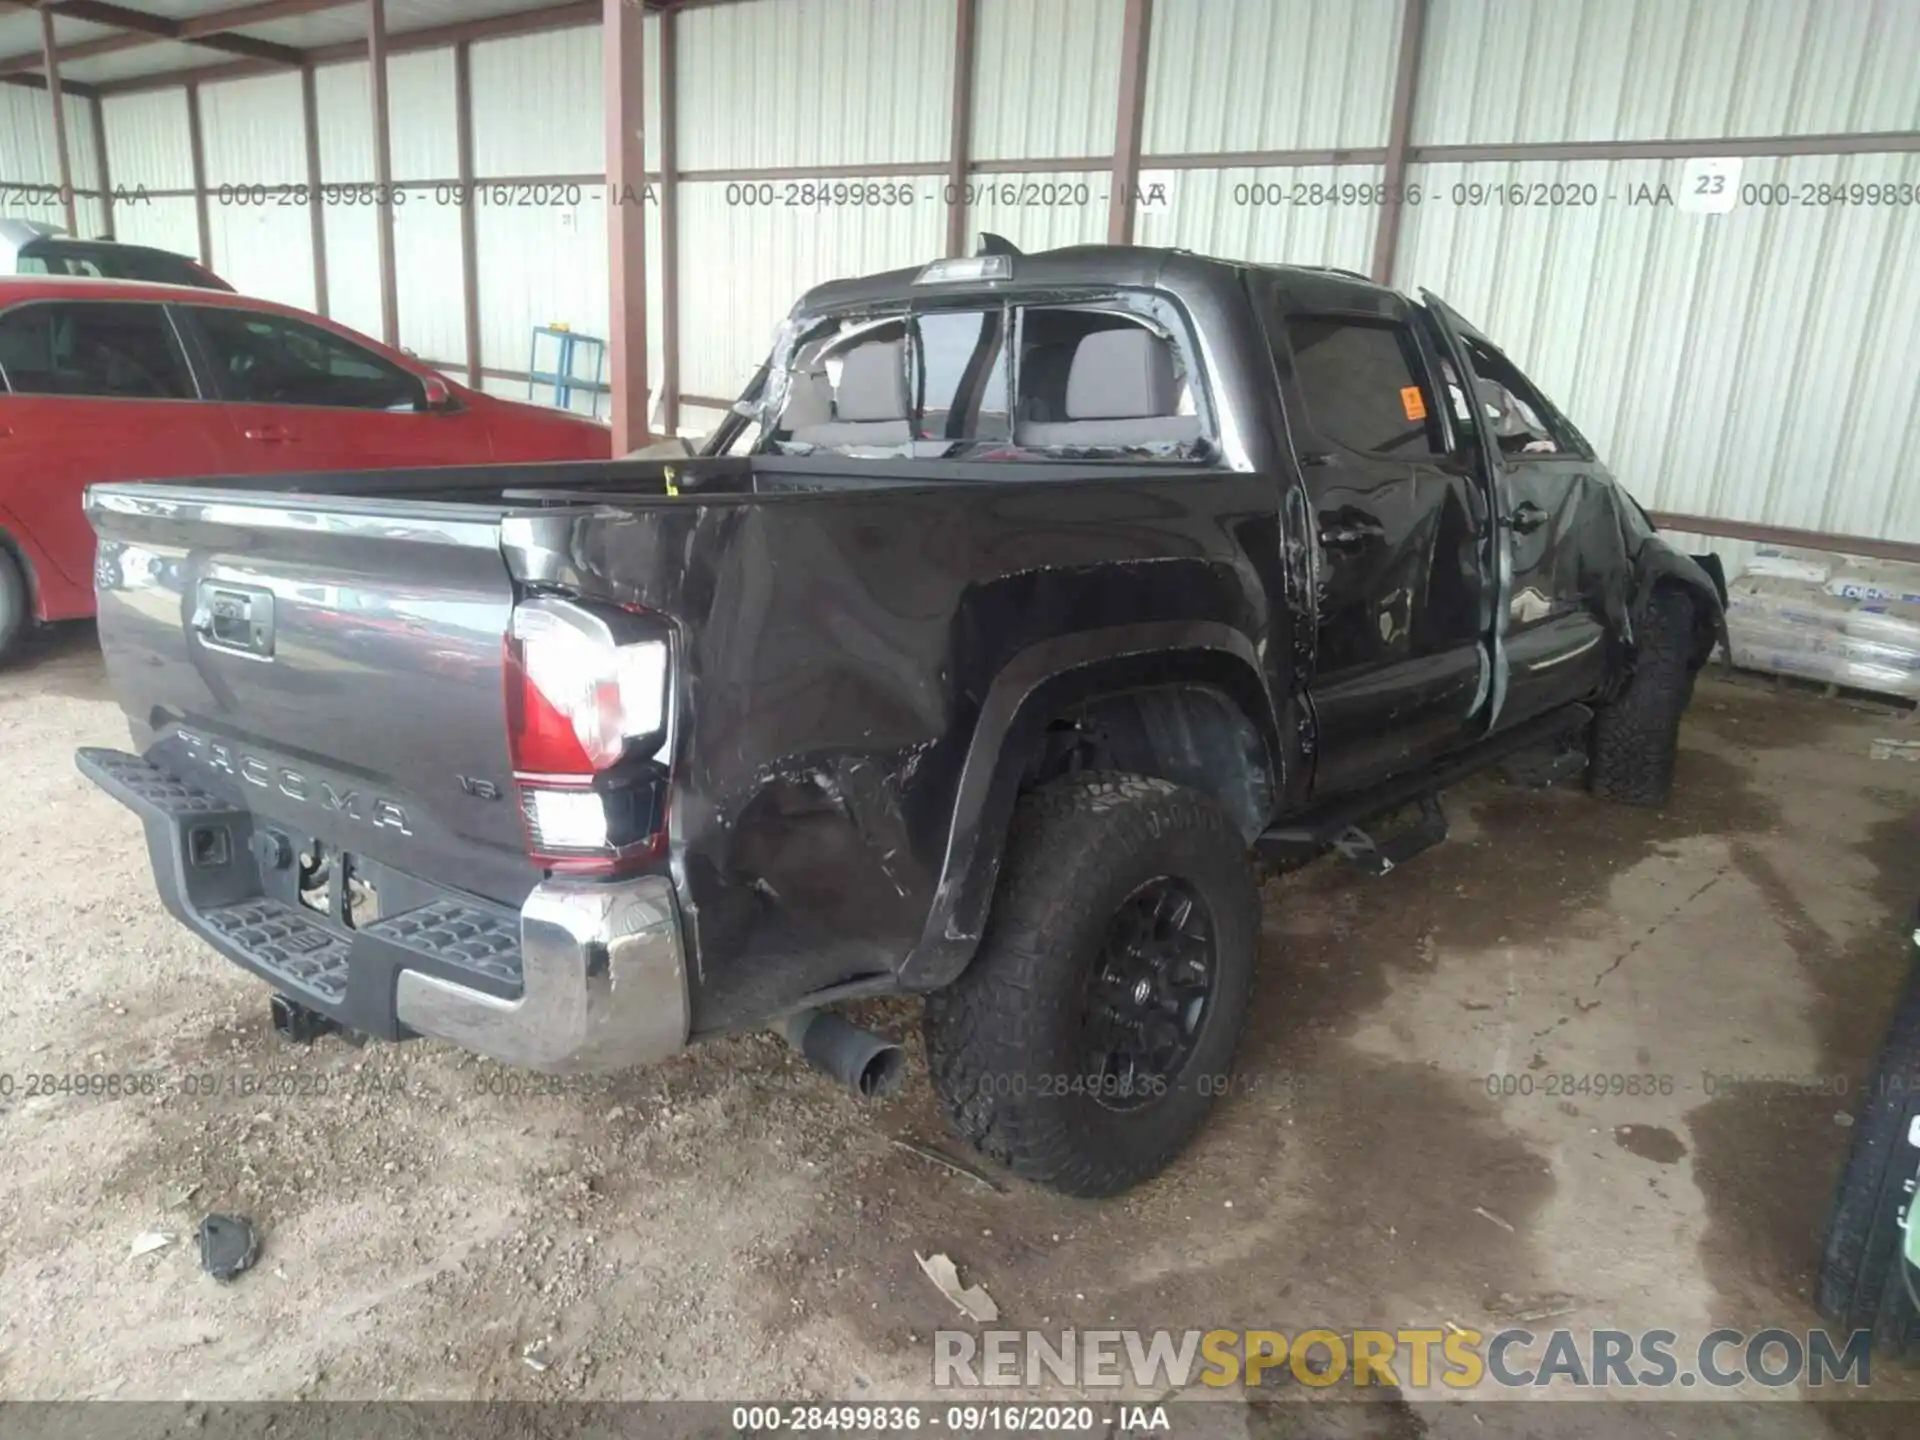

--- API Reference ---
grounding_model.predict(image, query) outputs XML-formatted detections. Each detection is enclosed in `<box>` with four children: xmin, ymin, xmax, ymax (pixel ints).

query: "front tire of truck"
<box><xmin>1588</xmin><ymin>586</ymin><xmax>1696</xmax><ymax>807</ymax></box>
<box><xmin>0</xmin><ymin>548</ymin><xmax>27</xmax><ymax>665</ymax></box>
<box><xmin>923</xmin><ymin>773</ymin><xmax>1259</xmax><ymax>1198</ymax></box>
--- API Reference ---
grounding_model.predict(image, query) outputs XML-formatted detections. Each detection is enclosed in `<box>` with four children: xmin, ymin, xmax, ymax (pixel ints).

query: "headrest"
<box><xmin>1065</xmin><ymin>328</ymin><xmax>1179</xmax><ymax>420</ymax></box>
<box><xmin>834</xmin><ymin>339</ymin><xmax>907</xmax><ymax>421</ymax></box>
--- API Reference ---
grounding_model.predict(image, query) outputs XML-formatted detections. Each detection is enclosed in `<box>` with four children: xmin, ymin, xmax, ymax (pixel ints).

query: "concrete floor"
<box><xmin>1</xmin><ymin>625</ymin><xmax>1917</xmax><ymax>1437</ymax></box>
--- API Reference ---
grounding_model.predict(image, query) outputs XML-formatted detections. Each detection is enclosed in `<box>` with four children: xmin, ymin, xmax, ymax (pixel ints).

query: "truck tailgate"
<box><xmin>88</xmin><ymin>483</ymin><xmax>545</xmax><ymax>906</ymax></box>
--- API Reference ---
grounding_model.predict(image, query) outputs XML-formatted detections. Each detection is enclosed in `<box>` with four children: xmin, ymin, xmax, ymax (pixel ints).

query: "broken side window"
<box><xmin>755</xmin><ymin>293</ymin><xmax>1212</xmax><ymax>463</ymax></box>
<box><xmin>1008</xmin><ymin>303</ymin><xmax>1209</xmax><ymax>460</ymax></box>
<box><xmin>912</xmin><ymin>306</ymin><xmax>1010</xmax><ymax>453</ymax></box>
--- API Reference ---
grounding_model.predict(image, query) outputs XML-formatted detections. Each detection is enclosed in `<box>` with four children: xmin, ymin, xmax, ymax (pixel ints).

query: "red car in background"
<box><xmin>0</xmin><ymin>276</ymin><xmax>611</xmax><ymax>660</ymax></box>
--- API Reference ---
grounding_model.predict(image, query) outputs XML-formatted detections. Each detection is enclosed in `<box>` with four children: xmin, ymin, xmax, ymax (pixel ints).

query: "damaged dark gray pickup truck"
<box><xmin>79</xmin><ymin>244</ymin><xmax>1725</xmax><ymax>1196</ymax></box>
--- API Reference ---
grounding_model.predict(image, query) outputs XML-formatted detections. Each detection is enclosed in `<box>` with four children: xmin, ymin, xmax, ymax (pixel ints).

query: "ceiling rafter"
<box><xmin>91</xmin><ymin>0</ymin><xmax>608</xmax><ymax>94</ymax></box>
<box><xmin>0</xmin><ymin>67</ymin><xmax>98</xmax><ymax>97</ymax></box>
<box><xmin>0</xmin><ymin>0</ymin><xmax>351</xmax><ymax>78</ymax></box>
<box><xmin>1</xmin><ymin>0</ymin><xmax>728</xmax><ymax>92</ymax></box>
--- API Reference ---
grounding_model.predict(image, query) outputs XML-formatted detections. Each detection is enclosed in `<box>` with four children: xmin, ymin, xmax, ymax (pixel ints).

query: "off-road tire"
<box><xmin>0</xmin><ymin>548</ymin><xmax>26</xmax><ymax>665</ymax></box>
<box><xmin>1589</xmin><ymin>586</ymin><xmax>1696</xmax><ymax>806</ymax></box>
<box><xmin>923</xmin><ymin>773</ymin><xmax>1260</xmax><ymax>1197</ymax></box>
<box><xmin>1818</xmin><ymin>924</ymin><xmax>1920</xmax><ymax>1360</ymax></box>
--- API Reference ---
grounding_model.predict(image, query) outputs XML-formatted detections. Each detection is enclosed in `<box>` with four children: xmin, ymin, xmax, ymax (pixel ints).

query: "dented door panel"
<box><xmin>1250</xmin><ymin>269</ymin><xmax>1495</xmax><ymax>794</ymax></box>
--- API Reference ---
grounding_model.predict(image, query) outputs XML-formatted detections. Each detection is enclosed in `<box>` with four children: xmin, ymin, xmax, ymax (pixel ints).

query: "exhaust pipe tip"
<box><xmin>779</xmin><ymin>1009</ymin><xmax>906</xmax><ymax>1100</ymax></box>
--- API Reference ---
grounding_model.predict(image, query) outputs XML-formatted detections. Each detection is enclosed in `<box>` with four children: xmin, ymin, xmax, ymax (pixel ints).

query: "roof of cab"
<box><xmin>792</xmin><ymin>243</ymin><xmax>1400</xmax><ymax>317</ymax></box>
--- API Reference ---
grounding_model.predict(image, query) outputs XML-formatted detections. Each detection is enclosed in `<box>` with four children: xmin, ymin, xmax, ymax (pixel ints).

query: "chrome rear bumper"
<box><xmin>78</xmin><ymin>746</ymin><xmax>690</xmax><ymax>1074</ymax></box>
<box><xmin>396</xmin><ymin>877</ymin><xmax>688</xmax><ymax>1072</ymax></box>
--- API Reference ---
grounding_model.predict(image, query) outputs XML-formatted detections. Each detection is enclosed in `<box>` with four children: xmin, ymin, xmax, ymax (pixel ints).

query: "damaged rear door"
<box><xmin>1421</xmin><ymin>292</ymin><xmax>1623</xmax><ymax>732</ymax></box>
<box><xmin>1249</xmin><ymin>269</ymin><xmax>1498</xmax><ymax>795</ymax></box>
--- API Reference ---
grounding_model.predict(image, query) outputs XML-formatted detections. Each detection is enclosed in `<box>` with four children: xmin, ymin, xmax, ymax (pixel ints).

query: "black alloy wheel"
<box><xmin>1083</xmin><ymin>876</ymin><xmax>1215</xmax><ymax>1110</ymax></box>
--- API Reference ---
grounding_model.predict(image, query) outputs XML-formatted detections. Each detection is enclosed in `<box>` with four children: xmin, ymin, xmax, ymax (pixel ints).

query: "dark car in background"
<box><xmin>0</xmin><ymin>218</ymin><xmax>232</xmax><ymax>292</ymax></box>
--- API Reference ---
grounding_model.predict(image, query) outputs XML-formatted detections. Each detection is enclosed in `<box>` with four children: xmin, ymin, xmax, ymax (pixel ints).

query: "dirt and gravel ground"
<box><xmin>3</xmin><ymin>624</ymin><xmax>1919</xmax><ymax>1436</ymax></box>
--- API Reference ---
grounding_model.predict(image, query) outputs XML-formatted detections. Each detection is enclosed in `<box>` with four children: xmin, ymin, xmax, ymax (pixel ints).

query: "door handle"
<box><xmin>242</xmin><ymin>425</ymin><xmax>295</xmax><ymax>443</ymax></box>
<box><xmin>1318</xmin><ymin>519</ymin><xmax>1385</xmax><ymax>550</ymax></box>
<box><xmin>1507</xmin><ymin>500</ymin><xmax>1549</xmax><ymax>535</ymax></box>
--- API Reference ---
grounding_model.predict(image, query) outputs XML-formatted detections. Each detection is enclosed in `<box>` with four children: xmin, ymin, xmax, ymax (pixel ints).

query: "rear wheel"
<box><xmin>923</xmin><ymin>773</ymin><xmax>1260</xmax><ymax>1197</ymax></box>
<box><xmin>0</xmin><ymin>548</ymin><xmax>27</xmax><ymax>665</ymax></box>
<box><xmin>1818</xmin><ymin>925</ymin><xmax>1920</xmax><ymax>1359</ymax></box>
<box><xmin>1589</xmin><ymin>586</ymin><xmax>1696</xmax><ymax>806</ymax></box>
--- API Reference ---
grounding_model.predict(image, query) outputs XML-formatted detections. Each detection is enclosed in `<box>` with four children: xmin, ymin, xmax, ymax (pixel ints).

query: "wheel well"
<box><xmin>0</xmin><ymin>527</ymin><xmax>35</xmax><ymax>612</ymax></box>
<box><xmin>1022</xmin><ymin>684</ymin><xmax>1274</xmax><ymax>842</ymax></box>
<box><xmin>1651</xmin><ymin>576</ymin><xmax>1721</xmax><ymax>671</ymax></box>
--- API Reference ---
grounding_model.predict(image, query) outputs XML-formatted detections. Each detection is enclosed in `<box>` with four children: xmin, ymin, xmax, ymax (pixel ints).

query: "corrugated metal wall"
<box><xmin>1143</xmin><ymin>0</ymin><xmax>1400</xmax><ymax>154</ymax></box>
<box><xmin>389</xmin><ymin>49</ymin><xmax>462</xmax><ymax>365</ymax></box>
<box><xmin>972</xmin><ymin>0</ymin><xmax>1121</xmax><ymax>161</ymax></box>
<box><xmin>1397</xmin><ymin>152</ymin><xmax>1920</xmax><ymax>542</ymax></box>
<box><xmin>678</xmin><ymin>180</ymin><xmax>943</xmax><ymax>402</ymax></box>
<box><xmin>965</xmin><ymin>172</ymin><xmax>1108</xmax><ymax>253</ymax></box>
<box><xmin>98</xmin><ymin>89</ymin><xmax>192</xmax><ymax>190</ymax></box>
<box><xmin>1416</xmin><ymin>0</ymin><xmax>1920</xmax><ymax>144</ymax></box>
<box><xmin>673</xmin><ymin>0</ymin><xmax>950</xmax><ymax>407</ymax></box>
<box><xmin>1396</xmin><ymin>0</ymin><xmax>1920</xmax><ymax>544</ymax></box>
<box><xmin>18</xmin><ymin>0</ymin><xmax>1916</xmax><ymax>546</ymax></box>
<box><xmin>311</xmin><ymin>61</ymin><xmax>381</xmax><ymax>342</ymax></box>
<box><xmin>0</xmin><ymin>87</ymin><xmax>102</xmax><ymax>237</ymax></box>
<box><xmin>679</xmin><ymin>0</ymin><xmax>950</xmax><ymax>170</ymax></box>
<box><xmin>465</xmin><ymin>17</ymin><xmax>665</xmax><ymax>417</ymax></box>
<box><xmin>1136</xmin><ymin>166</ymin><xmax>1383</xmax><ymax>269</ymax></box>
<box><xmin>199</xmin><ymin>72</ymin><xmax>315</xmax><ymax>313</ymax></box>
<box><xmin>95</xmin><ymin>90</ymin><xmax>195</xmax><ymax>257</ymax></box>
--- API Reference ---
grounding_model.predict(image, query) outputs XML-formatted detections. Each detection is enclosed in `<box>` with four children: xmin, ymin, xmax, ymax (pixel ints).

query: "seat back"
<box><xmin>1014</xmin><ymin>327</ymin><xmax>1201</xmax><ymax>449</ymax></box>
<box><xmin>787</xmin><ymin>338</ymin><xmax>911</xmax><ymax>447</ymax></box>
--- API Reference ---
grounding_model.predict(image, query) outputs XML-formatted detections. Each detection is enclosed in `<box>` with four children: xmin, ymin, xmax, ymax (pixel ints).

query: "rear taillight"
<box><xmin>504</xmin><ymin>597</ymin><xmax>671</xmax><ymax>873</ymax></box>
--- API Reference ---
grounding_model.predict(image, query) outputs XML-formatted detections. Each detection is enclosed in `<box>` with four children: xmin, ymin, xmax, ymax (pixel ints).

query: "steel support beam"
<box><xmin>44</xmin><ymin>1</ymin><xmax>179</xmax><ymax>40</ymax></box>
<box><xmin>368</xmin><ymin>0</ymin><xmax>398</xmax><ymax>346</ymax></box>
<box><xmin>301</xmin><ymin>63</ymin><xmax>328</xmax><ymax>316</ymax></box>
<box><xmin>1370</xmin><ymin>0</ymin><xmax>1427</xmax><ymax>284</ymax></box>
<box><xmin>1105</xmin><ymin>0</ymin><xmax>1152</xmax><ymax>245</ymax></box>
<box><xmin>40</xmin><ymin>6</ymin><xmax>78</xmax><ymax>234</ymax></box>
<box><xmin>0</xmin><ymin>72</ymin><xmax>96</xmax><ymax>99</ymax></box>
<box><xmin>454</xmin><ymin>41</ymin><xmax>480</xmax><ymax>389</ymax></box>
<box><xmin>185</xmin><ymin>82</ymin><xmax>212</xmax><ymax>266</ymax></box>
<box><xmin>944</xmin><ymin>0</ymin><xmax>976</xmax><ymax>258</ymax></box>
<box><xmin>604</xmin><ymin>0</ymin><xmax>649</xmax><ymax>452</ymax></box>
<box><xmin>657</xmin><ymin>7</ymin><xmax>679</xmax><ymax>434</ymax></box>
<box><xmin>1649</xmin><ymin>514</ymin><xmax>1920</xmax><ymax>567</ymax></box>
<box><xmin>91</xmin><ymin>92</ymin><xmax>112</xmax><ymax>236</ymax></box>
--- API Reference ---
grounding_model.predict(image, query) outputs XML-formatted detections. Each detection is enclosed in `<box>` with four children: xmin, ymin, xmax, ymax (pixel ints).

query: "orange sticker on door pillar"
<box><xmin>1400</xmin><ymin>386</ymin><xmax>1427</xmax><ymax>421</ymax></box>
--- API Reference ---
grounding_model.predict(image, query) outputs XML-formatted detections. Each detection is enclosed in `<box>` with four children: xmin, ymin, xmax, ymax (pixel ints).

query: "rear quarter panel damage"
<box><xmin>532</xmin><ymin>471</ymin><xmax>1300</xmax><ymax>1032</ymax></box>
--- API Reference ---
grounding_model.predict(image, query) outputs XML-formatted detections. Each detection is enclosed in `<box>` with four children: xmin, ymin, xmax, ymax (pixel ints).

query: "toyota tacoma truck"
<box><xmin>77</xmin><ymin>242</ymin><xmax>1726</xmax><ymax>1196</ymax></box>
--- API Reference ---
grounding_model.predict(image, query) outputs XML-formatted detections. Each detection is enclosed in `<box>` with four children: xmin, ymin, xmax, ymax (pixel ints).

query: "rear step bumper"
<box><xmin>76</xmin><ymin>747</ymin><xmax>689</xmax><ymax>1074</ymax></box>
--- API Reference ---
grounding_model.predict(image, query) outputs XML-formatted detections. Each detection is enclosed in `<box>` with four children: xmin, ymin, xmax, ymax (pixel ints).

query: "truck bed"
<box><xmin>84</xmin><ymin>454</ymin><xmax>1296</xmax><ymax>1036</ymax></box>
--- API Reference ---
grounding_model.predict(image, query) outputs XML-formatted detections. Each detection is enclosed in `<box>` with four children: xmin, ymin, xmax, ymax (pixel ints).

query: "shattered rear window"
<box><xmin>749</xmin><ymin>293</ymin><xmax>1214</xmax><ymax>464</ymax></box>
